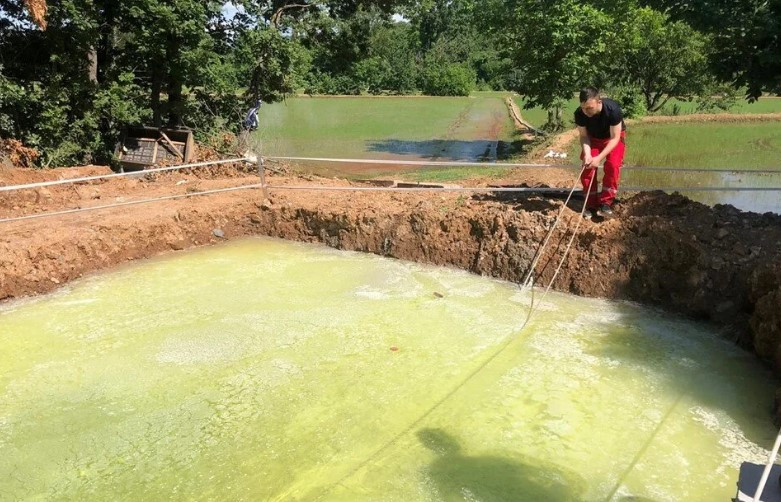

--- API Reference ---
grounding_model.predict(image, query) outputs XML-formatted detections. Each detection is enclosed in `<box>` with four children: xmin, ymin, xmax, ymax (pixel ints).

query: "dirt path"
<box><xmin>431</xmin><ymin>97</ymin><xmax>511</xmax><ymax>162</ymax></box>
<box><xmin>2</xmin><ymin>163</ymin><xmax>781</xmax><ymax>420</ymax></box>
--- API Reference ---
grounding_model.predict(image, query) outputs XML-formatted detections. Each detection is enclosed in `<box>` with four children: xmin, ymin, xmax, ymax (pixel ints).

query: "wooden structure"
<box><xmin>115</xmin><ymin>126</ymin><xmax>194</xmax><ymax>172</ymax></box>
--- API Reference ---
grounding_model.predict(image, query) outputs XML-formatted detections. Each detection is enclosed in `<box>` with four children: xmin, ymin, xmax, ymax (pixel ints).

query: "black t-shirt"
<box><xmin>574</xmin><ymin>98</ymin><xmax>626</xmax><ymax>139</ymax></box>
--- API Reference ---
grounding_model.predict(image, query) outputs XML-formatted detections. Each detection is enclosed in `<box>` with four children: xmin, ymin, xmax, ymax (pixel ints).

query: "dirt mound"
<box><xmin>0</xmin><ymin>139</ymin><xmax>40</xmax><ymax>169</ymax></box>
<box><xmin>0</xmin><ymin>163</ymin><xmax>110</xmax><ymax>184</ymax></box>
<box><xmin>634</xmin><ymin>112</ymin><xmax>781</xmax><ymax>124</ymax></box>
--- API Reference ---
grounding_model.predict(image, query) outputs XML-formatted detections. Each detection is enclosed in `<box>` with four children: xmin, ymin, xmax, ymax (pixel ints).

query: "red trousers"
<box><xmin>580</xmin><ymin>133</ymin><xmax>626</xmax><ymax>208</ymax></box>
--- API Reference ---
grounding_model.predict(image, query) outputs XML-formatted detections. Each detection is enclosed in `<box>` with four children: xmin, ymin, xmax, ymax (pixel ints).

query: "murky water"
<box><xmin>1</xmin><ymin>238</ymin><xmax>776</xmax><ymax>501</ymax></box>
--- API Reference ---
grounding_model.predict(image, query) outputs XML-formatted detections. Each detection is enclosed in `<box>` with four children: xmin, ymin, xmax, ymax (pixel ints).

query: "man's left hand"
<box><xmin>584</xmin><ymin>157</ymin><xmax>601</xmax><ymax>169</ymax></box>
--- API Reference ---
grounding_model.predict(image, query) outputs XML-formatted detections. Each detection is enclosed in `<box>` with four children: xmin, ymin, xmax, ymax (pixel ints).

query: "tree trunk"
<box><xmin>87</xmin><ymin>46</ymin><xmax>98</xmax><ymax>84</ymax></box>
<box><xmin>165</xmin><ymin>37</ymin><xmax>183</xmax><ymax>127</ymax></box>
<box><xmin>546</xmin><ymin>106</ymin><xmax>564</xmax><ymax>131</ymax></box>
<box><xmin>97</xmin><ymin>1</ymin><xmax>118</xmax><ymax>83</ymax></box>
<box><xmin>151</xmin><ymin>65</ymin><xmax>163</xmax><ymax>128</ymax></box>
<box><xmin>651</xmin><ymin>96</ymin><xmax>672</xmax><ymax>113</ymax></box>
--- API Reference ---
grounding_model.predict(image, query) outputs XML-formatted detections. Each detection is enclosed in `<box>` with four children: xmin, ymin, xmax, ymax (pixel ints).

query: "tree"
<box><xmin>501</xmin><ymin>0</ymin><xmax>614</xmax><ymax>129</ymax></box>
<box><xmin>364</xmin><ymin>22</ymin><xmax>419</xmax><ymax>94</ymax></box>
<box><xmin>23</xmin><ymin>0</ymin><xmax>47</xmax><ymax>29</ymax></box>
<box><xmin>610</xmin><ymin>7</ymin><xmax>713</xmax><ymax>112</ymax></box>
<box><xmin>641</xmin><ymin>0</ymin><xmax>781</xmax><ymax>99</ymax></box>
<box><xmin>0</xmin><ymin>0</ymin><xmax>303</xmax><ymax>165</ymax></box>
<box><xmin>421</xmin><ymin>63</ymin><xmax>475</xmax><ymax>96</ymax></box>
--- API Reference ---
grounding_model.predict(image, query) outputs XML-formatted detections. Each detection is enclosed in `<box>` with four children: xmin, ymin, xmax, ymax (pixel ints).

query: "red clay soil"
<box><xmin>2</xmin><ymin>162</ymin><xmax>781</xmax><ymax>419</ymax></box>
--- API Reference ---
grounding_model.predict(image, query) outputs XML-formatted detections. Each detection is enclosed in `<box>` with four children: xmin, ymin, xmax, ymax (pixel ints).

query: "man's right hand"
<box><xmin>582</xmin><ymin>154</ymin><xmax>593</xmax><ymax>169</ymax></box>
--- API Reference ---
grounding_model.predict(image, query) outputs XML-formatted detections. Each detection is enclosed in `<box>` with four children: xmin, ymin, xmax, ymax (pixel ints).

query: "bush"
<box><xmin>606</xmin><ymin>85</ymin><xmax>648</xmax><ymax>119</ymax></box>
<box><xmin>695</xmin><ymin>82</ymin><xmax>740</xmax><ymax>112</ymax></box>
<box><xmin>421</xmin><ymin>63</ymin><xmax>476</xmax><ymax>96</ymax></box>
<box><xmin>352</xmin><ymin>57</ymin><xmax>391</xmax><ymax>94</ymax></box>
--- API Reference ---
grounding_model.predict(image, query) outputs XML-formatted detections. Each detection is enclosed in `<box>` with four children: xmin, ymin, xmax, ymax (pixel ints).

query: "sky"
<box><xmin>221</xmin><ymin>3</ymin><xmax>406</xmax><ymax>22</ymax></box>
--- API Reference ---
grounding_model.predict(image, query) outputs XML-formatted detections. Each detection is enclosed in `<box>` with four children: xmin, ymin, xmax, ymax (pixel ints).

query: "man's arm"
<box><xmin>586</xmin><ymin>124</ymin><xmax>622</xmax><ymax>168</ymax></box>
<box><xmin>578</xmin><ymin>126</ymin><xmax>592</xmax><ymax>166</ymax></box>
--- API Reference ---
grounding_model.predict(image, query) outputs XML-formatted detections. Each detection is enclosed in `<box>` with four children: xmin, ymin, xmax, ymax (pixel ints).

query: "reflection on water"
<box><xmin>252</xmin><ymin>95</ymin><xmax>520</xmax><ymax>178</ymax></box>
<box><xmin>0</xmin><ymin>238</ymin><xmax>777</xmax><ymax>500</ymax></box>
<box><xmin>622</xmin><ymin>169</ymin><xmax>781</xmax><ymax>213</ymax></box>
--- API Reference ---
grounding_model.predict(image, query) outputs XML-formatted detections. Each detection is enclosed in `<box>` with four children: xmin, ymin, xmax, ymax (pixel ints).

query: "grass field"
<box><xmin>391</xmin><ymin>165</ymin><xmax>511</xmax><ymax>183</ymax></box>
<box><xmin>255</xmin><ymin>95</ymin><xmax>516</xmax><ymax>162</ymax></box>
<box><xmin>513</xmin><ymin>97</ymin><xmax>581</xmax><ymax>129</ymax></box>
<box><xmin>566</xmin><ymin>122</ymin><xmax>781</xmax><ymax>170</ymax></box>
<box><xmin>515</xmin><ymin>95</ymin><xmax>781</xmax><ymax>129</ymax></box>
<box><xmin>659</xmin><ymin>97</ymin><xmax>781</xmax><ymax>115</ymax></box>
<box><xmin>253</xmin><ymin>94</ymin><xmax>780</xmax><ymax>211</ymax></box>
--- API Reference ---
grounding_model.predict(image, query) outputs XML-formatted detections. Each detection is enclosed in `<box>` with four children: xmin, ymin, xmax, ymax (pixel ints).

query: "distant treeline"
<box><xmin>0</xmin><ymin>0</ymin><xmax>779</xmax><ymax>166</ymax></box>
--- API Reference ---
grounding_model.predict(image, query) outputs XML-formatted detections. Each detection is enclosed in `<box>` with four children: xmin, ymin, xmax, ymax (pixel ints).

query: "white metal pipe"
<box><xmin>265</xmin><ymin>155</ymin><xmax>781</xmax><ymax>174</ymax></box>
<box><xmin>0</xmin><ymin>157</ymin><xmax>251</xmax><ymax>192</ymax></box>
<box><xmin>753</xmin><ymin>425</ymin><xmax>781</xmax><ymax>501</ymax></box>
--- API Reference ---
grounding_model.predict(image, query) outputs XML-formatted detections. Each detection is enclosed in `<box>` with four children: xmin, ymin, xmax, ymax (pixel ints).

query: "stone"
<box><xmin>212</xmin><ymin>228</ymin><xmax>225</xmax><ymax>239</ymax></box>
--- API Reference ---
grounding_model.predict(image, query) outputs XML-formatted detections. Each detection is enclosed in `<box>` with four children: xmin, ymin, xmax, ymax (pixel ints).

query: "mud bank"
<box><xmin>2</xmin><ymin>166</ymin><xmax>781</xmax><ymax>418</ymax></box>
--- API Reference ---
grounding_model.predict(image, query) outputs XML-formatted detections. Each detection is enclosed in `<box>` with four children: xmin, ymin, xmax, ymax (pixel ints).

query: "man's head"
<box><xmin>579</xmin><ymin>87</ymin><xmax>602</xmax><ymax>117</ymax></box>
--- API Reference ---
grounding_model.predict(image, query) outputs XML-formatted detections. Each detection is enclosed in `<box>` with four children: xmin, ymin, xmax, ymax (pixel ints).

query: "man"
<box><xmin>243</xmin><ymin>99</ymin><xmax>262</xmax><ymax>131</ymax></box>
<box><xmin>574</xmin><ymin>87</ymin><xmax>626</xmax><ymax>218</ymax></box>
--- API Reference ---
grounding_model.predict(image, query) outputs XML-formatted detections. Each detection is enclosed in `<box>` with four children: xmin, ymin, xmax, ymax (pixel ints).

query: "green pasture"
<box><xmin>658</xmin><ymin>97</ymin><xmax>781</xmax><ymax>116</ymax></box>
<box><xmin>516</xmin><ymin>95</ymin><xmax>781</xmax><ymax>130</ymax></box>
<box><xmin>251</xmin><ymin>94</ymin><xmax>780</xmax><ymax>212</ymax></box>
<box><xmin>254</xmin><ymin>95</ymin><xmax>517</xmax><ymax>161</ymax></box>
<box><xmin>565</xmin><ymin>122</ymin><xmax>781</xmax><ymax>170</ymax></box>
<box><xmin>513</xmin><ymin>97</ymin><xmax>581</xmax><ymax>130</ymax></box>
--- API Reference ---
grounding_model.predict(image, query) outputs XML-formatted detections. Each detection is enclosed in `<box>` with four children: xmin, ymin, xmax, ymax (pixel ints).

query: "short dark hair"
<box><xmin>579</xmin><ymin>87</ymin><xmax>601</xmax><ymax>103</ymax></box>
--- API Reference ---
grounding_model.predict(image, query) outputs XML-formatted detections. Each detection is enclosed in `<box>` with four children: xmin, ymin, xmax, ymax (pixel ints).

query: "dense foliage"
<box><xmin>0</xmin><ymin>0</ymin><xmax>779</xmax><ymax>164</ymax></box>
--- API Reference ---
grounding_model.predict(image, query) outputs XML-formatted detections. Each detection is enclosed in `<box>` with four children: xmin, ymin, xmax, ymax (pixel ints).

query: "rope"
<box><xmin>267</xmin><ymin>185</ymin><xmax>781</xmax><ymax>193</ymax></box>
<box><xmin>529</xmin><ymin>171</ymin><xmax>595</xmax><ymax>314</ymax></box>
<box><xmin>0</xmin><ymin>183</ymin><xmax>265</xmax><ymax>224</ymax></box>
<box><xmin>0</xmin><ymin>157</ymin><xmax>252</xmax><ymax>192</ymax></box>
<box><xmin>0</xmin><ymin>156</ymin><xmax>779</xmax><ymax>195</ymax></box>
<box><xmin>314</xmin><ymin>169</ymin><xmax>594</xmax><ymax>500</ymax></box>
<box><xmin>519</xmin><ymin>167</ymin><xmax>594</xmax><ymax>334</ymax></box>
<box><xmin>3</xmin><ymin>182</ymin><xmax>780</xmax><ymax>225</ymax></box>
<box><xmin>603</xmin><ymin>393</ymin><xmax>685</xmax><ymax>501</ymax></box>
<box><xmin>264</xmin><ymin>155</ymin><xmax>781</xmax><ymax>174</ymax></box>
<box><xmin>522</xmin><ymin>168</ymin><xmax>588</xmax><ymax>288</ymax></box>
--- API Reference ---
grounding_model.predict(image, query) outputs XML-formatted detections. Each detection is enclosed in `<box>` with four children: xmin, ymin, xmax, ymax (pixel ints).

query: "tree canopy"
<box><xmin>1</xmin><ymin>0</ymin><xmax>779</xmax><ymax>165</ymax></box>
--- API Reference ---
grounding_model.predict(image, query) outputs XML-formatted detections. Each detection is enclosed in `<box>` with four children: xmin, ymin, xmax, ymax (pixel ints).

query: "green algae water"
<box><xmin>0</xmin><ymin>238</ymin><xmax>777</xmax><ymax>501</ymax></box>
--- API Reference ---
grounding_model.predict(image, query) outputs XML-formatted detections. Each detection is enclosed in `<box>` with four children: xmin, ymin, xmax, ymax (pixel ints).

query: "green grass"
<box><xmin>393</xmin><ymin>165</ymin><xmax>510</xmax><ymax>183</ymax></box>
<box><xmin>252</xmin><ymin>94</ymin><xmax>519</xmax><ymax>180</ymax></box>
<box><xmin>564</xmin><ymin>121</ymin><xmax>781</xmax><ymax>212</ymax></box>
<box><xmin>658</xmin><ymin>97</ymin><xmax>781</xmax><ymax>115</ymax></box>
<box><xmin>512</xmin><ymin>97</ymin><xmax>582</xmax><ymax>129</ymax></box>
<box><xmin>514</xmin><ymin>95</ymin><xmax>781</xmax><ymax>129</ymax></box>
<box><xmin>255</xmin><ymin>95</ymin><xmax>516</xmax><ymax>159</ymax></box>
<box><xmin>614</xmin><ymin>122</ymin><xmax>781</xmax><ymax>170</ymax></box>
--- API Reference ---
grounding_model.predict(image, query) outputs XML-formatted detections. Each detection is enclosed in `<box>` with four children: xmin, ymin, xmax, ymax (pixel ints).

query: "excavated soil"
<box><xmin>2</xmin><ymin>162</ymin><xmax>781</xmax><ymax>419</ymax></box>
